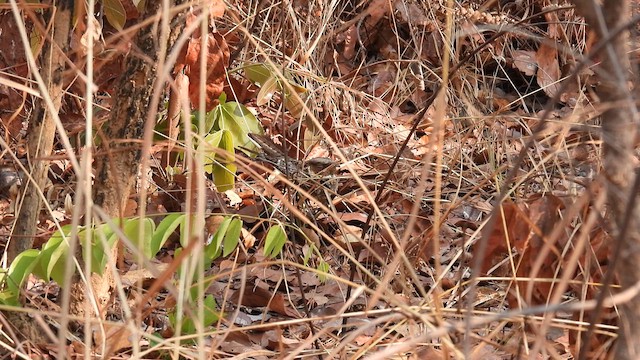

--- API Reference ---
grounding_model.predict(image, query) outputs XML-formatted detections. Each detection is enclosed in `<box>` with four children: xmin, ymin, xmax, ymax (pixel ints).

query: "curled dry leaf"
<box><xmin>479</xmin><ymin>195</ymin><xmax>574</xmax><ymax>307</ymax></box>
<box><xmin>336</xmin><ymin>26</ymin><xmax>358</xmax><ymax>60</ymax></box>
<box><xmin>176</xmin><ymin>13</ymin><xmax>230</xmax><ymax>111</ymax></box>
<box><xmin>544</xmin><ymin>6</ymin><xmax>561</xmax><ymax>40</ymax></box>
<box><xmin>120</xmin><ymin>0</ymin><xmax>140</xmax><ymax>20</ymax></box>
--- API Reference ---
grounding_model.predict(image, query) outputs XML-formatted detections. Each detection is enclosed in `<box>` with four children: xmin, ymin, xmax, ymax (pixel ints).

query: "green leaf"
<box><xmin>302</xmin><ymin>244</ymin><xmax>313</xmax><ymax>266</ymax></box>
<box><xmin>171</xmin><ymin>295</ymin><xmax>219</xmax><ymax>336</ymax></box>
<box><xmin>284</xmin><ymin>89</ymin><xmax>307</xmax><ymax>118</ymax></box>
<box><xmin>205</xmin><ymin>216</ymin><xmax>232</xmax><ymax>261</ymax></box>
<box><xmin>317</xmin><ymin>260</ymin><xmax>330</xmax><ymax>282</ymax></box>
<box><xmin>88</xmin><ymin>223</ymin><xmax>119</xmax><ymax>274</ymax></box>
<box><xmin>202</xmin><ymin>131</ymin><xmax>225</xmax><ymax>173</ymax></box>
<box><xmin>211</xmin><ymin>162</ymin><xmax>236</xmax><ymax>192</ymax></box>
<box><xmin>174</xmin><ymin>248</ymin><xmax>183</xmax><ymax>278</ymax></box>
<box><xmin>124</xmin><ymin>217</ymin><xmax>156</xmax><ymax>259</ymax></box>
<box><xmin>178</xmin><ymin>215</ymin><xmax>196</xmax><ymax>248</ymax></box>
<box><xmin>102</xmin><ymin>0</ymin><xmax>127</xmax><ymax>31</ymax></box>
<box><xmin>188</xmin><ymin>276</ymin><xmax>215</xmax><ymax>302</ymax></box>
<box><xmin>202</xmin><ymin>294</ymin><xmax>220</xmax><ymax>325</ymax></box>
<box><xmin>203</xmin><ymin>130</ymin><xmax>236</xmax><ymax>191</ymax></box>
<box><xmin>244</xmin><ymin>64</ymin><xmax>272</xmax><ymax>86</ymax></box>
<box><xmin>202</xmin><ymin>131</ymin><xmax>223</xmax><ymax>158</ymax></box>
<box><xmin>1</xmin><ymin>249</ymin><xmax>40</xmax><ymax>306</ymax></box>
<box><xmin>151</xmin><ymin>214</ymin><xmax>185</xmax><ymax>258</ymax></box>
<box><xmin>36</xmin><ymin>225</ymin><xmax>73</xmax><ymax>285</ymax></box>
<box><xmin>217</xmin><ymin>129</ymin><xmax>235</xmax><ymax>161</ymax></box>
<box><xmin>264</xmin><ymin>223</ymin><xmax>287</xmax><ymax>258</ymax></box>
<box><xmin>222</xmin><ymin>217</ymin><xmax>242</xmax><ymax>257</ymax></box>
<box><xmin>201</xmin><ymin>110</ymin><xmax>216</xmax><ymax>134</ymax></box>
<box><xmin>218</xmin><ymin>102</ymin><xmax>262</xmax><ymax>149</ymax></box>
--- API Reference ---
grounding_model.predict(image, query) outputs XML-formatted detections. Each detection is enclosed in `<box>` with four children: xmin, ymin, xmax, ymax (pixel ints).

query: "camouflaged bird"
<box><xmin>248</xmin><ymin>133</ymin><xmax>336</xmax><ymax>176</ymax></box>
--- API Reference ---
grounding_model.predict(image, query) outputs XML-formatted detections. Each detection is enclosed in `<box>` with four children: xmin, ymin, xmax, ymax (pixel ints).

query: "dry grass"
<box><xmin>0</xmin><ymin>0</ymin><xmax>628</xmax><ymax>358</ymax></box>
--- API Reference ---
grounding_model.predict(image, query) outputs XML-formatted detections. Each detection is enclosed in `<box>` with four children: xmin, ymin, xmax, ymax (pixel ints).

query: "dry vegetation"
<box><xmin>0</xmin><ymin>0</ymin><xmax>638</xmax><ymax>358</ymax></box>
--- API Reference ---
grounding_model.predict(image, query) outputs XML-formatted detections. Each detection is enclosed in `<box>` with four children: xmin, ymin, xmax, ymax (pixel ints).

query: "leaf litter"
<box><xmin>0</xmin><ymin>0</ymin><xmax>626</xmax><ymax>358</ymax></box>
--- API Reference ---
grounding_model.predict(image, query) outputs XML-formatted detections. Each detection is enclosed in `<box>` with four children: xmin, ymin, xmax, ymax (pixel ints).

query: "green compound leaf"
<box><xmin>217</xmin><ymin>101</ymin><xmax>262</xmax><ymax>150</ymax></box>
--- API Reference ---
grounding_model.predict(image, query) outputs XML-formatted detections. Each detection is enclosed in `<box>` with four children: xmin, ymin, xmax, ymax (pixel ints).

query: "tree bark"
<box><xmin>573</xmin><ymin>0</ymin><xmax>640</xmax><ymax>358</ymax></box>
<box><xmin>9</xmin><ymin>1</ymin><xmax>74</xmax><ymax>261</ymax></box>
<box><xmin>5</xmin><ymin>0</ymin><xmax>74</xmax><ymax>346</ymax></box>
<box><xmin>68</xmin><ymin>0</ymin><xmax>187</xmax><ymax>317</ymax></box>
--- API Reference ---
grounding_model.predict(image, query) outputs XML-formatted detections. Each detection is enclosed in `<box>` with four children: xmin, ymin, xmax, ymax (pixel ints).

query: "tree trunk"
<box><xmin>574</xmin><ymin>0</ymin><xmax>640</xmax><ymax>358</ymax></box>
<box><xmin>68</xmin><ymin>0</ymin><xmax>187</xmax><ymax>318</ymax></box>
<box><xmin>9</xmin><ymin>1</ymin><xmax>74</xmax><ymax>261</ymax></box>
<box><xmin>5</xmin><ymin>0</ymin><xmax>74</xmax><ymax>346</ymax></box>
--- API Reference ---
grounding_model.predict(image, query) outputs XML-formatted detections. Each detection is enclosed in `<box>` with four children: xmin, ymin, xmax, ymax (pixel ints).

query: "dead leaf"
<box><xmin>394</xmin><ymin>1</ymin><xmax>433</xmax><ymax>27</ymax></box>
<box><xmin>512</xmin><ymin>50</ymin><xmax>537</xmax><ymax>76</ymax></box>
<box><xmin>176</xmin><ymin>14</ymin><xmax>230</xmax><ymax>111</ymax></box>
<box><xmin>231</xmin><ymin>286</ymin><xmax>299</xmax><ymax>318</ymax></box>
<box><xmin>478</xmin><ymin>201</ymin><xmax>531</xmax><ymax>274</ymax></box>
<box><xmin>536</xmin><ymin>43</ymin><xmax>561</xmax><ymax>98</ymax></box>
<box><xmin>209</xmin><ymin>0</ymin><xmax>226</xmax><ymax>18</ymax></box>
<box><xmin>544</xmin><ymin>7</ymin><xmax>561</xmax><ymax>40</ymax></box>
<box><xmin>96</xmin><ymin>322</ymin><xmax>140</xmax><ymax>355</ymax></box>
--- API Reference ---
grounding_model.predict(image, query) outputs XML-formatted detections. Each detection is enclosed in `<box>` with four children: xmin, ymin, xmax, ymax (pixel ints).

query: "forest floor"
<box><xmin>0</xmin><ymin>0</ymin><xmax>626</xmax><ymax>358</ymax></box>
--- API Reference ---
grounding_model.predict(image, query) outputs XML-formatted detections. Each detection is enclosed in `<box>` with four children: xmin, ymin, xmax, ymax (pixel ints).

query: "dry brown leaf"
<box><xmin>479</xmin><ymin>201</ymin><xmax>531</xmax><ymax>274</ymax></box>
<box><xmin>337</xmin><ymin>25</ymin><xmax>358</xmax><ymax>59</ymax></box>
<box><xmin>337</xmin><ymin>212</ymin><xmax>368</xmax><ymax>223</ymax></box>
<box><xmin>544</xmin><ymin>7</ymin><xmax>562</xmax><ymax>40</ymax></box>
<box><xmin>364</xmin><ymin>0</ymin><xmax>392</xmax><ymax>27</ymax></box>
<box><xmin>535</xmin><ymin>43</ymin><xmax>561</xmax><ymax>98</ymax></box>
<box><xmin>512</xmin><ymin>50</ymin><xmax>537</xmax><ymax>76</ymax></box>
<box><xmin>96</xmin><ymin>322</ymin><xmax>140</xmax><ymax>355</ymax></box>
<box><xmin>176</xmin><ymin>13</ymin><xmax>230</xmax><ymax>111</ymax></box>
<box><xmin>209</xmin><ymin>0</ymin><xmax>226</xmax><ymax>18</ymax></box>
<box><xmin>120</xmin><ymin>0</ymin><xmax>140</xmax><ymax>20</ymax></box>
<box><xmin>394</xmin><ymin>1</ymin><xmax>432</xmax><ymax>27</ymax></box>
<box><xmin>232</xmin><ymin>286</ymin><xmax>299</xmax><ymax>318</ymax></box>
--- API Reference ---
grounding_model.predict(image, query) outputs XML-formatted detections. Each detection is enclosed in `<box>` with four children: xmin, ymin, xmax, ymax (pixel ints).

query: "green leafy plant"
<box><xmin>0</xmin><ymin>214</ymin><xmax>244</xmax><ymax>306</ymax></box>
<box><xmin>169</xmin><ymin>294</ymin><xmax>219</xmax><ymax>336</ymax></box>
<box><xmin>206</xmin><ymin>215</ymin><xmax>243</xmax><ymax>260</ymax></box>
<box><xmin>156</xmin><ymin>93</ymin><xmax>262</xmax><ymax>191</ymax></box>
<box><xmin>204</xmin><ymin>93</ymin><xmax>263</xmax><ymax>149</ymax></box>
<box><xmin>0</xmin><ymin>249</ymin><xmax>39</xmax><ymax>306</ymax></box>
<box><xmin>243</xmin><ymin>64</ymin><xmax>308</xmax><ymax>117</ymax></box>
<box><xmin>200</xmin><ymin>129</ymin><xmax>237</xmax><ymax>192</ymax></box>
<box><xmin>170</xmin><ymin>215</ymin><xmax>243</xmax><ymax>336</ymax></box>
<box><xmin>199</xmin><ymin>94</ymin><xmax>262</xmax><ymax>190</ymax></box>
<box><xmin>263</xmin><ymin>222</ymin><xmax>288</xmax><ymax>258</ymax></box>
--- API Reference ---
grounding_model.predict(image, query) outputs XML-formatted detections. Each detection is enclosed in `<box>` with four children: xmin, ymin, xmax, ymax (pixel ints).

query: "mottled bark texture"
<box><xmin>9</xmin><ymin>1</ymin><xmax>74</xmax><ymax>261</ymax></box>
<box><xmin>573</xmin><ymin>0</ymin><xmax>640</xmax><ymax>358</ymax></box>
<box><xmin>69</xmin><ymin>1</ymin><xmax>187</xmax><ymax>317</ymax></box>
<box><xmin>5</xmin><ymin>1</ymin><xmax>74</xmax><ymax>346</ymax></box>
